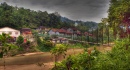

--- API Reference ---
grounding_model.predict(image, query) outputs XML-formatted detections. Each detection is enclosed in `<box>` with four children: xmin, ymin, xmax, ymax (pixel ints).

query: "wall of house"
<box><xmin>48</xmin><ymin>30</ymin><xmax>55</xmax><ymax>36</ymax></box>
<box><xmin>67</xmin><ymin>28</ymin><xmax>73</xmax><ymax>33</ymax></box>
<box><xmin>0</xmin><ymin>27</ymin><xmax>20</xmax><ymax>38</ymax></box>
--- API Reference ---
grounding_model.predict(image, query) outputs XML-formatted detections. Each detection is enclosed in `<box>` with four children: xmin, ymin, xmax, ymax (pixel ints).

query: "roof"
<box><xmin>58</xmin><ymin>29</ymin><xmax>66</xmax><ymax>33</ymax></box>
<box><xmin>66</xmin><ymin>31</ymin><xmax>72</xmax><ymax>34</ymax></box>
<box><xmin>0</xmin><ymin>27</ymin><xmax>19</xmax><ymax>32</ymax></box>
<box><xmin>21</xmin><ymin>28</ymin><xmax>32</xmax><ymax>34</ymax></box>
<box><xmin>50</xmin><ymin>29</ymin><xmax>59</xmax><ymax>32</ymax></box>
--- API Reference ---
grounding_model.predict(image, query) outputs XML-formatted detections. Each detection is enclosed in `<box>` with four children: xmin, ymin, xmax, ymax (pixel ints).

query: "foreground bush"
<box><xmin>52</xmin><ymin>38</ymin><xmax>130</xmax><ymax>70</ymax></box>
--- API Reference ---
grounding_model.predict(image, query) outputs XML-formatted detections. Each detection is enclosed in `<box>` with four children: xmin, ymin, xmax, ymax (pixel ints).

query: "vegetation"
<box><xmin>37</xmin><ymin>37</ymin><xmax>54</xmax><ymax>52</ymax></box>
<box><xmin>51</xmin><ymin>44</ymin><xmax>67</xmax><ymax>68</ymax></box>
<box><xmin>0</xmin><ymin>2</ymin><xmax>97</xmax><ymax>32</ymax></box>
<box><xmin>16</xmin><ymin>35</ymin><xmax>24</xmax><ymax>46</ymax></box>
<box><xmin>108</xmin><ymin>0</ymin><xmax>130</xmax><ymax>37</ymax></box>
<box><xmin>52</xmin><ymin>38</ymin><xmax>130</xmax><ymax>70</ymax></box>
<box><xmin>0</xmin><ymin>33</ymin><xmax>18</xmax><ymax>57</ymax></box>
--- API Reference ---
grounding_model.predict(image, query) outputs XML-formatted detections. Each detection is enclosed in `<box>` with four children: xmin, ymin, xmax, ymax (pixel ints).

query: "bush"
<box><xmin>52</xmin><ymin>38</ymin><xmax>130</xmax><ymax>70</ymax></box>
<box><xmin>43</xmin><ymin>41</ymin><xmax>54</xmax><ymax>48</ymax></box>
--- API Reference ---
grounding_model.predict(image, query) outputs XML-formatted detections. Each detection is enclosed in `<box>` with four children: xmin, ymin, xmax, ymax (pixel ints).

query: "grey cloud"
<box><xmin>3</xmin><ymin>0</ymin><xmax>110</xmax><ymax>22</ymax></box>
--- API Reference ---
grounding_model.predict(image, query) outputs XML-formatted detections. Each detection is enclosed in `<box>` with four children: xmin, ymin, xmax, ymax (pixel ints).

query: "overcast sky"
<box><xmin>1</xmin><ymin>0</ymin><xmax>110</xmax><ymax>23</ymax></box>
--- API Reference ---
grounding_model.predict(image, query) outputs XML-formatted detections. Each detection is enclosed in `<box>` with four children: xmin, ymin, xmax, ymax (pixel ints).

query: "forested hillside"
<box><xmin>0</xmin><ymin>2</ymin><xmax>97</xmax><ymax>31</ymax></box>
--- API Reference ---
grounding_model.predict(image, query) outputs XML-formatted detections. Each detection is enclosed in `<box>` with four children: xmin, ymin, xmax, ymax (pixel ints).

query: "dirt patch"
<box><xmin>0</xmin><ymin>62</ymin><xmax>54</xmax><ymax>70</ymax></box>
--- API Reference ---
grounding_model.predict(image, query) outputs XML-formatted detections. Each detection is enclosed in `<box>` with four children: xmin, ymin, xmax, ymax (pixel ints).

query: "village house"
<box><xmin>66</xmin><ymin>28</ymin><xmax>81</xmax><ymax>38</ymax></box>
<box><xmin>21</xmin><ymin>28</ymin><xmax>34</xmax><ymax>42</ymax></box>
<box><xmin>36</xmin><ymin>26</ymin><xmax>50</xmax><ymax>34</ymax></box>
<box><xmin>0</xmin><ymin>27</ymin><xmax>20</xmax><ymax>40</ymax></box>
<box><xmin>48</xmin><ymin>29</ymin><xmax>60</xmax><ymax>36</ymax></box>
<box><xmin>51</xmin><ymin>37</ymin><xmax>68</xmax><ymax>44</ymax></box>
<box><xmin>58</xmin><ymin>28</ymin><xmax>67</xmax><ymax>37</ymax></box>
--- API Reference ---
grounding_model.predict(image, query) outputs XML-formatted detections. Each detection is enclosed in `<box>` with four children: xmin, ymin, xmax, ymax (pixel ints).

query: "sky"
<box><xmin>1</xmin><ymin>0</ymin><xmax>110</xmax><ymax>23</ymax></box>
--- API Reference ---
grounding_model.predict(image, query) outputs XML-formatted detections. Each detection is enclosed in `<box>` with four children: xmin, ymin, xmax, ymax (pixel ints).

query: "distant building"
<box><xmin>48</xmin><ymin>29</ymin><xmax>60</xmax><ymax>36</ymax></box>
<box><xmin>0</xmin><ymin>27</ymin><xmax>20</xmax><ymax>39</ymax></box>
<box><xmin>21</xmin><ymin>28</ymin><xmax>34</xmax><ymax>42</ymax></box>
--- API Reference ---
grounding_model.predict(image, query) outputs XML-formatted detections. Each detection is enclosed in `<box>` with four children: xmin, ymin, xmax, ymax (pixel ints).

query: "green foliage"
<box><xmin>43</xmin><ymin>41</ymin><xmax>54</xmax><ymax>48</ymax></box>
<box><xmin>0</xmin><ymin>2</ymin><xmax>75</xmax><ymax>29</ymax></box>
<box><xmin>53</xmin><ymin>47</ymin><xmax>100</xmax><ymax>70</ymax></box>
<box><xmin>108</xmin><ymin>0</ymin><xmax>130</xmax><ymax>34</ymax></box>
<box><xmin>37</xmin><ymin>37</ymin><xmax>54</xmax><ymax>52</ymax></box>
<box><xmin>51</xmin><ymin>44</ymin><xmax>67</xmax><ymax>56</ymax></box>
<box><xmin>0</xmin><ymin>33</ymin><xmax>18</xmax><ymax>58</ymax></box>
<box><xmin>53</xmin><ymin>38</ymin><xmax>130</xmax><ymax>70</ymax></box>
<box><xmin>16</xmin><ymin>35</ymin><xmax>24</xmax><ymax>45</ymax></box>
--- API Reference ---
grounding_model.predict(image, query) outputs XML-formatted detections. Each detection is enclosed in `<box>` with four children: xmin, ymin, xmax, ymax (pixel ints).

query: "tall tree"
<box><xmin>108</xmin><ymin>0</ymin><xmax>130</xmax><ymax>37</ymax></box>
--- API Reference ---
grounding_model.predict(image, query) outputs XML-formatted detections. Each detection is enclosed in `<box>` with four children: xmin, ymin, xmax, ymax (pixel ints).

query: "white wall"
<box><xmin>0</xmin><ymin>27</ymin><xmax>20</xmax><ymax>38</ymax></box>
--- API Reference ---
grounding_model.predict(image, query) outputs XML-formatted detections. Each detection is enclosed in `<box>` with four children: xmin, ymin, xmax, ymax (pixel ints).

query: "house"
<box><xmin>48</xmin><ymin>29</ymin><xmax>60</xmax><ymax>36</ymax></box>
<box><xmin>84</xmin><ymin>32</ymin><xmax>93</xmax><ymax>37</ymax></box>
<box><xmin>58</xmin><ymin>28</ymin><xmax>67</xmax><ymax>37</ymax></box>
<box><xmin>66</xmin><ymin>28</ymin><xmax>80</xmax><ymax>38</ymax></box>
<box><xmin>21</xmin><ymin>28</ymin><xmax>34</xmax><ymax>42</ymax></box>
<box><xmin>37</xmin><ymin>26</ymin><xmax>51</xmax><ymax>33</ymax></box>
<box><xmin>0</xmin><ymin>27</ymin><xmax>20</xmax><ymax>40</ymax></box>
<box><xmin>51</xmin><ymin>37</ymin><xmax>68</xmax><ymax>44</ymax></box>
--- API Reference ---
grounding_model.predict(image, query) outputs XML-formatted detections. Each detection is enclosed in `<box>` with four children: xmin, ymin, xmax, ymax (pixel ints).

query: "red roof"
<box><xmin>51</xmin><ymin>29</ymin><xmax>59</xmax><ymax>32</ymax></box>
<box><xmin>66</xmin><ymin>31</ymin><xmax>72</xmax><ymax>34</ymax></box>
<box><xmin>58</xmin><ymin>29</ymin><xmax>66</xmax><ymax>33</ymax></box>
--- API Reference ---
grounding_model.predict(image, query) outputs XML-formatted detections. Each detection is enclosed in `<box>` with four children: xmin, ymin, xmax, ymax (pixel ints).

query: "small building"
<box><xmin>51</xmin><ymin>37</ymin><xmax>68</xmax><ymax>44</ymax></box>
<box><xmin>48</xmin><ymin>29</ymin><xmax>60</xmax><ymax>36</ymax></box>
<box><xmin>21</xmin><ymin>28</ymin><xmax>34</xmax><ymax>42</ymax></box>
<box><xmin>58</xmin><ymin>28</ymin><xmax>67</xmax><ymax>36</ymax></box>
<box><xmin>0</xmin><ymin>27</ymin><xmax>20</xmax><ymax>40</ymax></box>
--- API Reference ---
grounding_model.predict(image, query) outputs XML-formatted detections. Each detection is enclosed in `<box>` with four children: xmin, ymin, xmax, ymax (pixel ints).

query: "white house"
<box><xmin>48</xmin><ymin>29</ymin><xmax>60</xmax><ymax>36</ymax></box>
<box><xmin>0</xmin><ymin>27</ymin><xmax>20</xmax><ymax>38</ymax></box>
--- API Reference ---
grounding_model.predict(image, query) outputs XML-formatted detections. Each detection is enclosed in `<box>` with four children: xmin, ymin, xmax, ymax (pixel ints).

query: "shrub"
<box><xmin>43</xmin><ymin>41</ymin><xmax>54</xmax><ymax>48</ymax></box>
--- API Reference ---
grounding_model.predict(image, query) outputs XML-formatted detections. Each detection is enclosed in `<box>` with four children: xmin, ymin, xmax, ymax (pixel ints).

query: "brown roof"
<box><xmin>21</xmin><ymin>28</ymin><xmax>32</xmax><ymax>34</ymax></box>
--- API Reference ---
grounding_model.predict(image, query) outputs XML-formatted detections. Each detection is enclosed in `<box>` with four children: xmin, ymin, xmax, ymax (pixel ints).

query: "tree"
<box><xmin>108</xmin><ymin>0</ymin><xmax>130</xmax><ymax>37</ymax></box>
<box><xmin>16</xmin><ymin>35</ymin><xmax>24</xmax><ymax>46</ymax></box>
<box><xmin>51</xmin><ymin>44</ymin><xmax>67</xmax><ymax>68</ymax></box>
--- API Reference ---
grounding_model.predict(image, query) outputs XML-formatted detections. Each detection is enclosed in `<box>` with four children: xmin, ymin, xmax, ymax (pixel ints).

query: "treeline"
<box><xmin>0</xmin><ymin>2</ymin><xmax>97</xmax><ymax>31</ymax></box>
<box><xmin>0</xmin><ymin>2</ymin><xmax>74</xmax><ymax>29</ymax></box>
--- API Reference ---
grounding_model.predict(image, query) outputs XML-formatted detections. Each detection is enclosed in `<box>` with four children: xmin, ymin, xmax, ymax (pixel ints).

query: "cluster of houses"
<box><xmin>37</xmin><ymin>26</ymin><xmax>92</xmax><ymax>37</ymax></box>
<box><xmin>37</xmin><ymin>26</ymin><xmax>93</xmax><ymax>43</ymax></box>
<box><xmin>0</xmin><ymin>26</ymin><xmax>93</xmax><ymax>44</ymax></box>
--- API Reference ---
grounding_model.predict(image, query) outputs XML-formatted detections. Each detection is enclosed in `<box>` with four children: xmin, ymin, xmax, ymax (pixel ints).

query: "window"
<box><xmin>9</xmin><ymin>32</ymin><xmax>12</xmax><ymax>35</ymax></box>
<box><xmin>15</xmin><ymin>32</ymin><xmax>18</xmax><ymax>35</ymax></box>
